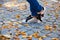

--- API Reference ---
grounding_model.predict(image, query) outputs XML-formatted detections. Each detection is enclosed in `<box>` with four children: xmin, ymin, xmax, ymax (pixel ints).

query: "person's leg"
<box><xmin>26</xmin><ymin>14</ymin><xmax>44</xmax><ymax>22</ymax></box>
<box><xmin>26</xmin><ymin>12</ymin><xmax>38</xmax><ymax>22</ymax></box>
<box><xmin>26</xmin><ymin>10</ymin><xmax>44</xmax><ymax>22</ymax></box>
<box><xmin>38</xmin><ymin>7</ymin><xmax>46</xmax><ymax>17</ymax></box>
<box><xmin>37</xmin><ymin>10</ymin><xmax>44</xmax><ymax>22</ymax></box>
<box><xmin>37</xmin><ymin>14</ymin><xmax>42</xmax><ymax>22</ymax></box>
<box><xmin>26</xmin><ymin>15</ymin><xmax>33</xmax><ymax>22</ymax></box>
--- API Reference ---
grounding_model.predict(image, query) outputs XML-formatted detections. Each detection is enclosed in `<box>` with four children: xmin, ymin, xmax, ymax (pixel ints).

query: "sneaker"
<box><xmin>26</xmin><ymin>15</ymin><xmax>33</xmax><ymax>22</ymax></box>
<box><xmin>37</xmin><ymin>14</ymin><xmax>42</xmax><ymax>22</ymax></box>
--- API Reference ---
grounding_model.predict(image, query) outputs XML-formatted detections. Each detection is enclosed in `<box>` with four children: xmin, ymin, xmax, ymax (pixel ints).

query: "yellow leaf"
<box><xmin>33</xmin><ymin>32</ymin><xmax>39</xmax><ymax>38</ymax></box>
<box><xmin>22</xmin><ymin>35</ymin><xmax>27</xmax><ymax>38</ymax></box>
<box><xmin>21</xmin><ymin>32</ymin><xmax>26</xmax><ymax>35</ymax></box>
<box><xmin>24</xmin><ymin>24</ymin><xmax>29</xmax><ymax>27</ymax></box>
<box><xmin>2</xmin><ymin>25</ymin><xmax>8</xmax><ymax>29</ymax></box>
<box><xmin>42</xmin><ymin>35</ymin><xmax>47</xmax><ymax>38</ymax></box>
<box><xmin>44</xmin><ymin>2</ymin><xmax>48</xmax><ymax>6</ymax></box>
<box><xmin>49</xmin><ymin>27</ymin><xmax>53</xmax><ymax>32</ymax></box>
<box><xmin>45</xmin><ymin>25</ymin><xmax>53</xmax><ymax>32</ymax></box>
<box><xmin>16</xmin><ymin>14</ymin><xmax>20</xmax><ymax>19</ymax></box>
<box><xmin>38</xmin><ymin>37</ymin><xmax>43</xmax><ymax>40</ymax></box>
<box><xmin>55</xmin><ymin>14</ymin><xmax>59</xmax><ymax>19</ymax></box>
<box><xmin>45</xmin><ymin>25</ymin><xmax>50</xmax><ymax>30</ymax></box>
<box><xmin>27</xmin><ymin>36</ymin><xmax>32</xmax><ymax>40</ymax></box>
<box><xmin>19</xmin><ymin>2</ymin><xmax>27</xmax><ymax>10</ymax></box>
<box><xmin>11</xmin><ymin>3</ymin><xmax>15</xmax><ymax>7</ymax></box>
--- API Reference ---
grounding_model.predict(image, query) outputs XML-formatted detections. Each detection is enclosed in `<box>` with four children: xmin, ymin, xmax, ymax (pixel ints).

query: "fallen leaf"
<box><xmin>18</xmin><ymin>2</ymin><xmax>27</xmax><ymax>10</ymax></box>
<box><xmin>45</xmin><ymin>25</ymin><xmax>53</xmax><ymax>32</ymax></box>
<box><xmin>15</xmin><ymin>30</ymin><xmax>21</xmax><ymax>36</ymax></box>
<box><xmin>0</xmin><ymin>4</ymin><xmax>2</xmax><ymax>7</ymax></box>
<box><xmin>32</xmin><ymin>32</ymin><xmax>39</xmax><ymax>38</ymax></box>
<box><xmin>42</xmin><ymin>35</ymin><xmax>47</xmax><ymax>38</ymax></box>
<box><xmin>44</xmin><ymin>2</ymin><xmax>48</xmax><ymax>6</ymax></box>
<box><xmin>38</xmin><ymin>37</ymin><xmax>43</xmax><ymax>40</ymax></box>
<box><xmin>21</xmin><ymin>32</ymin><xmax>26</xmax><ymax>35</ymax></box>
<box><xmin>22</xmin><ymin>35</ymin><xmax>27</xmax><ymax>38</ymax></box>
<box><xmin>45</xmin><ymin>25</ymin><xmax>50</xmax><ymax>30</ymax></box>
<box><xmin>24</xmin><ymin>24</ymin><xmax>29</xmax><ymax>27</ymax></box>
<box><xmin>55</xmin><ymin>13</ymin><xmax>59</xmax><ymax>19</ymax></box>
<box><xmin>27</xmin><ymin>36</ymin><xmax>32</xmax><ymax>40</ymax></box>
<box><xmin>53</xmin><ymin>23</ymin><xmax>57</xmax><ymax>30</ymax></box>
<box><xmin>13</xmin><ymin>36</ymin><xmax>20</xmax><ymax>40</ymax></box>
<box><xmin>2</xmin><ymin>25</ymin><xmax>8</xmax><ymax>29</ymax></box>
<box><xmin>16</xmin><ymin>14</ymin><xmax>20</xmax><ymax>19</ymax></box>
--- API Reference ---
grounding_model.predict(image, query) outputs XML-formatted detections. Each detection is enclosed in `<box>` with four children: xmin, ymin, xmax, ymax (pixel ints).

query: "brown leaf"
<box><xmin>32</xmin><ymin>32</ymin><xmax>39</xmax><ymax>38</ymax></box>
<box><xmin>0</xmin><ymin>4</ymin><xmax>2</xmax><ymax>7</ymax></box>
<box><xmin>38</xmin><ymin>37</ymin><xmax>43</xmax><ymax>40</ymax></box>
<box><xmin>16</xmin><ymin>14</ymin><xmax>20</xmax><ymax>19</ymax></box>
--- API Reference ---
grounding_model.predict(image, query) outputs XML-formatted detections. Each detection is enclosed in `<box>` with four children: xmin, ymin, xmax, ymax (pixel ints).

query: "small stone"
<box><xmin>38</xmin><ymin>37</ymin><xmax>43</xmax><ymax>40</ymax></box>
<box><xmin>52</xmin><ymin>38</ymin><xmax>59</xmax><ymax>40</ymax></box>
<box><xmin>46</xmin><ymin>34</ymin><xmax>51</xmax><ymax>36</ymax></box>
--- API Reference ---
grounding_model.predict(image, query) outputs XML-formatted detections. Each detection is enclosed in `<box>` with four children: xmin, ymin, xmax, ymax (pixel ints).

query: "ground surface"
<box><xmin>0</xmin><ymin>0</ymin><xmax>60</xmax><ymax>40</ymax></box>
